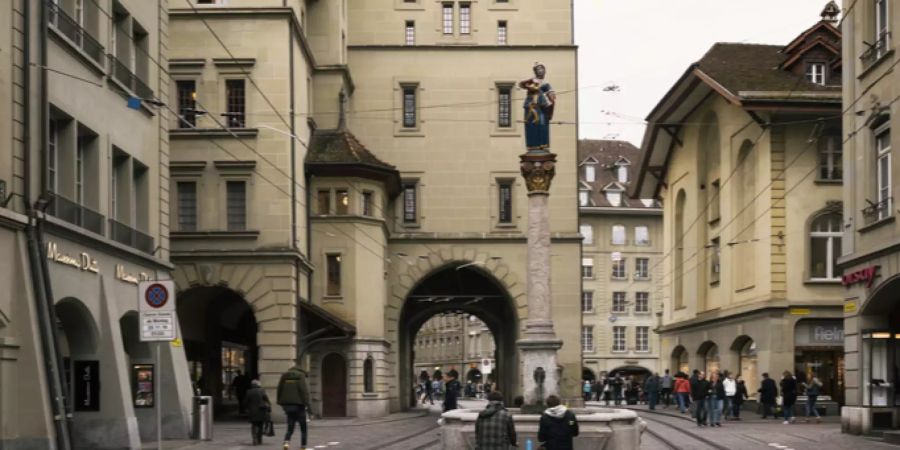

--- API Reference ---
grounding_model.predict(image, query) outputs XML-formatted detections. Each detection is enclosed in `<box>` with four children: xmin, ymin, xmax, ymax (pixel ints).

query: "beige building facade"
<box><xmin>838</xmin><ymin>0</ymin><xmax>900</xmax><ymax>435</ymax></box>
<box><xmin>413</xmin><ymin>315</ymin><xmax>496</xmax><ymax>385</ymax></box>
<box><xmin>633</xmin><ymin>11</ymin><xmax>846</xmax><ymax>404</ymax></box>
<box><xmin>578</xmin><ymin>140</ymin><xmax>663</xmax><ymax>380</ymax></box>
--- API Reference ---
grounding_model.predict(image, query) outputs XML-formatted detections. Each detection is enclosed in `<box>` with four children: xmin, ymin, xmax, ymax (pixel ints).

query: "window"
<box><xmin>606</xmin><ymin>190</ymin><xmax>622</xmax><ymax>206</ymax></box>
<box><xmin>616</xmin><ymin>165</ymin><xmax>628</xmax><ymax>183</ymax></box>
<box><xmin>581</xmin><ymin>258</ymin><xmax>593</xmax><ymax>279</ymax></box>
<box><xmin>810</xmin><ymin>212</ymin><xmax>842</xmax><ymax>280</ymax></box>
<box><xmin>612</xmin><ymin>292</ymin><xmax>627</xmax><ymax>313</ymax></box>
<box><xmin>176</xmin><ymin>181</ymin><xmax>197</xmax><ymax>231</ymax></box>
<box><xmin>818</xmin><ymin>136</ymin><xmax>842</xmax><ymax>181</ymax></box>
<box><xmin>326</xmin><ymin>254</ymin><xmax>342</xmax><ymax>296</ymax></box>
<box><xmin>876</xmin><ymin>126</ymin><xmax>892</xmax><ymax>221</ymax></box>
<box><xmin>459</xmin><ymin>3</ymin><xmax>471</xmax><ymax>34</ymax></box>
<box><xmin>635</xmin><ymin>292</ymin><xmax>649</xmax><ymax>313</ymax></box>
<box><xmin>498</xmin><ymin>86</ymin><xmax>512</xmax><ymax>128</ymax></box>
<box><xmin>225</xmin><ymin>79</ymin><xmax>246</xmax><ymax>128</ymax></box>
<box><xmin>579</xmin><ymin>191</ymin><xmax>589</xmax><ymax>206</ymax></box>
<box><xmin>402</xmin><ymin>86</ymin><xmax>417</xmax><ymax>128</ymax></box>
<box><xmin>498</xmin><ymin>182</ymin><xmax>513</xmax><ymax>223</ymax></box>
<box><xmin>75</xmin><ymin>139</ymin><xmax>84</xmax><ymax>204</ymax></box>
<box><xmin>48</xmin><ymin>120</ymin><xmax>59</xmax><ymax>193</ymax></box>
<box><xmin>442</xmin><ymin>3</ymin><xmax>453</xmax><ymax>34</ymax></box>
<box><xmin>876</xmin><ymin>0</ymin><xmax>889</xmax><ymax>58</ymax></box>
<box><xmin>611</xmin><ymin>224</ymin><xmax>626</xmax><ymax>245</ymax></box>
<box><xmin>709</xmin><ymin>179</ymin><xmax>721</xmax><ymax>222</ymax></box>
<box><xmin>585</xmin><ymin>165</ymin><xmax>595</xmax><ymax>182</ymax></box>
<box><xmin>317</xmin><ymin>190</ymin><xmax>331</xmax><ymax>215</ymax></box>
<box><xmin>612</xmin><ymin>258</ymin><xmax>626</xmax><ymax>279</ymax></box>
<box><xmin>176</xmin><ymin>80</ymin><xmax>196</xmax><ymax>128</ymax></box>
<box><xmin>405</xmin><ymin>20</ymin><xmax>415</xmax><ymax>45</ymax></box>
<box><xmin>362</xmin><ymin>191</ymin><xmax>373</xmax><ymax>216</ymax></box>
<box><xmin>581</xmin><ymin>326</ymin><xmax>594</xmax><ymax>352</ymax></box>
<box><xmin>363</xmin><ymin>357</ymin><xmax>375</xmax><ymax>393</ymax></box>
<box><xmin>581</xmin><ymin>291</ymin><xmax>594</xmax><ymax>313</ymax></box>
<box><xmin>580</xmin><ymin>224</ymin><xmax>593</xmax><ymax>244</ymax></box>
<box><xmin>497</xmin><ymin>20</ymin><xmax>507</xmax><ymax>44</ymax></box>
<box><xmin>634</xmin><ymin>225</ymin><xmax>649</xmax><ymax>245</ymax></box>
<box><xmin>403</xmin><ymin>182</ymin><xmax>418</xmax><ymax>223</ymax></box>
<box><xmin>635</xmin><ymin>257</ymin><xmax>649</xmax><ymax>279</ymax></box>
<box><xmin>636</xmin><ymin>327</ymin><xmax>649</xmax><ymax>352</ymax></box>
<box><xmin>710</xmin><ymin>237</ymin><xmax>721</xmax><ymax>284</ymax></box>
<box><xmin>612</xmin><ymin>327</ymin><xmax>626</xmax><ymax>352</ymax></box>
<box><xmin>335</xmin><ymin>189</ymin><xmax>350</xmax><ymax>215</ymax></box>
<box><xmin>805</xmin><ymin>62</ymin><xmax>825</xmax><ymax>85</ymax></box>
<box><xmin>226</xmin><ymin>181</ymin><xmax>247</xmax><ymax>231</ymax></box>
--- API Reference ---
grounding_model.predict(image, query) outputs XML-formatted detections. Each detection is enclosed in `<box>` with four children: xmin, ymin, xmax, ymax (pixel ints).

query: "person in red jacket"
<box><xmin>674</xmin><ymin>372</ymin><xmax>692</xmax><ymax>414</ymax></box>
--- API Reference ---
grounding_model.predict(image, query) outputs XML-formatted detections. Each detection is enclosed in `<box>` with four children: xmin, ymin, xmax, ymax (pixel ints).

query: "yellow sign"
<box><xmin>790</xmin><ymin>308</ymin><xmax>810</xmax><ymax>315</ymax></box>
<box><xmin>171</xmin><ymin>338</ymin><xmax>183</xmax><ymax>347</ymax></box>
<box><xmin>844</xmin><ymin>301</ymin><xmax>857</xmax><ymax>313</ymax></box>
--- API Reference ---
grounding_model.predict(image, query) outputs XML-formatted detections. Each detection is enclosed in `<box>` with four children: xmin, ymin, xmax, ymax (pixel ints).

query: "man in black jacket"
<box><xmin>691</xmin><ymin>371</ymin><xmax>711</xmax><ymax>427</ymax></box>
<box><xmin>758</xmin><ymin>372</ymin><xmax>778</xmax><ymax>419</ymax></box>
<box><xmin>538</xmin><ymin>395</ymin><xmax>579</xmax><ymax>450</ymax></box>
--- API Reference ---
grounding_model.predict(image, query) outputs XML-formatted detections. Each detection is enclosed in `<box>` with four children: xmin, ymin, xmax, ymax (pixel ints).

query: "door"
<box><xmin>322</xmin><ymin>353</ymin><xmax>347</xmax><ymax>417</ymax></box>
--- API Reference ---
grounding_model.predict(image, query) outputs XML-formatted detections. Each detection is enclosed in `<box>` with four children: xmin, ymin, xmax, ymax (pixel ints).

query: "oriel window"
<box><xmin>498</xmin><ymin>86</ymin><xmax>512</xmax><ymax>128</ymax></box>
<box><xmin>226</xmin><ymin>180</ymin><xmax>247</xmax><ymax>231</ymax></box>
<box><xmin>176</xmin><ymin>80</ymin><xmax>197</xmax><ymax>128</ymax></box>
<box><xmin>225</xmin><ymin>79</ymin><xmax>246</xmax><ymax>128</ymax></box>
<box><xmin>362</xmin><ymin>191</ymin><xmax>374</xmax><ymax>216</ymax></box>
<box><xmin>498</xmin><ymin>182</ymin><xmax>513</xmax><ymax>223</ymax></box>
<box><xmin>317</xmin><ymin>190</ymin><xmax>331</xmax><ymax>215</ymax></box>
<box><xmin>402</xmin><ymin>86</ymin><xmax>417</xmax><ymax>128</ymax></box>
<box><xmin>326</xmin><ymin>254</ymin><xmax>342</xmax><ymax>296</ymax></box>
<box><xmin>335</xmin><ymin>189</ymin><xmax>350</xmax><ymax>215</ymax></box>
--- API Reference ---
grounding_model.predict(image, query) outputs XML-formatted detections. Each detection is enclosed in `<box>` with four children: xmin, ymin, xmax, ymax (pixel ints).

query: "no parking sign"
<box><xmin>138</xmin><ymin>281</ymin><xmax>177</xmax><ymax>342</ymax></box>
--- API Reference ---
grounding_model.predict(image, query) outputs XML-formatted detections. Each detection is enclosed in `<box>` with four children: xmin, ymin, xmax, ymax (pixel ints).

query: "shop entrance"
<box><xmin>794</xmin><ymin>319</ymin><xmax>845</xmax><ymax>405</ymax></box>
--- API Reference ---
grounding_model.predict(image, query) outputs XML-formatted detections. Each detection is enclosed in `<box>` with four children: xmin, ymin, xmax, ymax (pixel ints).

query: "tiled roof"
<box><xmin>306</xmin><ymin>129</ymin><xmax>396</xmax><ymax>170</ymax></box>
<box><xmin>578</xmin><ymin>139</ymin><xmax>659</xmax><ymax>209</ymax></box>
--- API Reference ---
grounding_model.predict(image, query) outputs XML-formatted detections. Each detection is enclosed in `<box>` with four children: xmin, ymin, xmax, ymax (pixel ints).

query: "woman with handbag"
<box><xmin>245</xmin><ymin>379</ymin><xmax>272</xmax><ymax>446</ymax></box>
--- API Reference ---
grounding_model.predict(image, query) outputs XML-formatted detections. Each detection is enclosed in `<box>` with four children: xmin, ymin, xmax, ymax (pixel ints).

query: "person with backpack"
<box><xmin>538</xmin><ymin>395</ymin><xmax>579</xmax><ymax>450</ymax></box>
<box><xmin>244</xmin><ymin>379</ymin><xmax>271</xmax><ymax>446</ymax></box>
<box><xmin>802</xmin><ymin>375</ymin><xmax>823</xmax><ymax>423</ymax></box>
<box><xmin>475</xmin><ymin>391</ymin><xmax>517</xmax><ymax>450</ymax></box>
<box><xmin>277</xmin><ymin>363</ymin><xmax>310</xmax><ymax>450</ymax></box>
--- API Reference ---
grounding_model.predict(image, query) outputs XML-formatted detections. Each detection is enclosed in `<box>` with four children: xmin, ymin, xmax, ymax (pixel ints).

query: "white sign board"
<box><xmin>139</xmin><ymin>281</ymin><xmax>177</xmax><ymax>342</ymax></box>
<box><xmin>481</xmin><ymin>358</ymin><xmax>493</xmax><ymax>375</ymax></box>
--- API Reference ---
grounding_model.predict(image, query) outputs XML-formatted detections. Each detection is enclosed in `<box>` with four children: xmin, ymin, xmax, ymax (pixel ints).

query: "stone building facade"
<box><xmin>578</xmin><ymin>140</ymin><xmax>663</xmax><ymax>380</ymax></box>
<box><xmin>632</xmin><ymin>10</ymin><xmax>846</xmax><ymax>403</ymax></box>
<box><xmin>413</xmin><ymin>315</ymin><xmax>496</xmax><ymax>384</ymax></box>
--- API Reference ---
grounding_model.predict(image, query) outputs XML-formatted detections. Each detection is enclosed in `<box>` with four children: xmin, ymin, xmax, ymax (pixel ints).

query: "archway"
<box><xmin>698</xmin><ymin>341</ymin><xmax>720</xmax><ymax>374</ymax></box>
<box><xmin>322</xmin><ymin>353</ymin><xmax>347</xmax><ymax>417</ymax></box>
<box><xmin>671</xmin><ymin>345</ymin><xmax>689</xmax><ymax>375</ymax></box>
<box><xmin>399</xmin><ymin>264</ymin><xmax>518</xmax><ymax>408</ymax></box>
<box><xmin>54</xmin><ymin>298</ymin><xmax>101</xmax><ymax>446</ymax></box>
<box><xmin>176</xmin><ymin>286</ymin><xmax>258</xmax><ymax>416</ymax></box>
<box><xmin>608</xmin><ymin>366</ymin><xmax>651</xmax><ymax>385</ymax></box>
<box><xmin>582</xmin><ymin>367</ymin><xmax>597</xmax><ymax>382</ymax></box>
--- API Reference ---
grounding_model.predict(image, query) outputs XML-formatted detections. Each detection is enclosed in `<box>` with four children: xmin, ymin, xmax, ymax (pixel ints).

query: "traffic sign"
<box><xmin>138</xmin><ymin>281</ymin><xmax>177</xmax><ymax>341</ymax></box>
<box><xmin>140</xmin><ymin>311</ymin><xmax>177</xmax><ymax>342</ymax></box>
<box><xmin>139</xmin><ymin>281</ymin><xmax>175</xmax><ymax>312</ymax></box>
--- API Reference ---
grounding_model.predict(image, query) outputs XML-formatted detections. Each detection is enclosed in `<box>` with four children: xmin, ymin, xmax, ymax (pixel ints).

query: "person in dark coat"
<box><xmin>688</xmin><ymin>369</ymin><xmax>700</xmax><ymax>414</ymax></box>
<box><xmin>244</xmin><ymin>379</ymin><xmax>271</xmax><ymax>446</ymax></box>
<box><xmin>758</xmin><ymin>372</ymin><xmax>778</xmax><ymax>419</ymax></box>
<box><xmin>232</xmin><ymin>370</ymin><xmax>251</xmax><ymax>414</ymax></box>
<box><xmin>612</xmin><ymin>375</ymin><xmax>624</xmax><ymax>405</ymax></box>
<box><xmin>644</xmin><ymin>373</ymin><xmax>661</xmax><ymax>410</ymax></box>
<box><xmin>780</xmin><ymin>370</ymin><xmax>798</xmax><ymax>424</ymax></box>
<box><xmin>538</xmin><ymin>395</ymin><xmax>579</xmax><ymax>450</ymax></box>
<box><xmin>692</xmin><ymin>371</ymin><xmax>711</xmax><ymax>427</ymax></box>
<box><xmin>443</xmin><ymin>373</ymin><xmax>461</xmax><ymax>412</ymax></box>
<box><xmin>277</xmin><ymin>364</ymin><xmax>311</xmax><ymax>450</ymax></box>
<box><xmin>475</xmin><ymin>391</ymin><xmax>517</xmax><ymax>450</ymax></box>
<box><xmin>732</xmin><ymin>376</ymin><xmax>748</xmax><ymax>420</ymax></box>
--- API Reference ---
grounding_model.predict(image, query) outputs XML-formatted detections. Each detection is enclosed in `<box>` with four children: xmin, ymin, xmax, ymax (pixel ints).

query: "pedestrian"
<box><xmin>758</xmin><ymin>372</ymin><xmax>777</xmax><ymax>419</ymax></box>
<box><xmin>692</xmin><ymin>371</ymin><xmax>710</xmax><ymax>426</ymax></box>
<box><xmin>538</xmin><ymin>395</ymin><xmax>579</xmax><ymax>450</ymax></box>
<box><xmin>583</xmin><ymin>380</ymin><xmax>592</xmax><ymax>402</ymax></box>
<box><xmin>723</xmin><ymin>371</ymin><xmax>736</xmax><ymax>420</ymax></box>
<box><xmin>432</xmin><ymin>378</ymin><xmax>443</xmax><ymax>401</ymax></box>
<box><xmin>674</xmin><ymin>372</ymin><xmax>691</xmax><ymax>414</ymax></box>
<box><xmin>244</xmin><ymin>379</ymin><xmax>271</xmax><ymax>446</ymax></box>
<box><xmin>709</xmin><ymin>371</ymin><xmax>725</xmax><ymax>427</ymax></box>
<box><xmin>644</xmin><ymin>372</ymin><xmax>661</xmax><ymax>410</ymax></box>
<box><xmin>781</xmin><ymin>370</ymin><xmax>798</xmax><ymax>424</ymax></box>
<box><xmin>232</xmin><ymin>370</ymin><xmax>251</xmax><ymax>414</ymax></box>
<box><xmin>277</xmin><ymin>363</ymin><xmax>310</xmax><ymax>450</ymax></box>
<box><xmin>475</xmin><ymin>391</ymin><xmax>517</xmax><ymax>450</ymax></box>
<box><xmin>443</xmin><ymin>373</ymin><xmax>461</xmax><ymax>412</ymax></box>
<box><xmin>688</xmin><ymin>369</ymin><xmax>700</xmax><ymax>415</ymax></box>
<box><xmin>733</xmin><ymin>376</ymin><xmax>748</xmax><ymax>420</ymax></box>
<box><xmin>802</xmin><ymin>375</ymin><xmax>823</xmax><ymax>423</ymax></box>
<box><xmin>592</xmin><ymin>377</ymin><xmax>602</xmax><ymax>402</ymax></box>
<box><xmin>661</xmin><ymin>369</ymin><xmax>674</xmax><ymax>408</ymax></box>
<box><xmin>612</xmin><ymin>374</ymin><xmax>624</xmax><ymax>405</ymax></box>
<box><xmin>424</xmin><ymin>376</ymin><xmax>435</xmax><ymax>405</ymax></box>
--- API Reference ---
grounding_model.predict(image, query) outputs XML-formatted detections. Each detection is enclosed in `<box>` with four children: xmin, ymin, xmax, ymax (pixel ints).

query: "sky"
<box><xmin>574</xmin><ymin>0</ymin><xmax>838</xmax><ymax>146</ymax></box>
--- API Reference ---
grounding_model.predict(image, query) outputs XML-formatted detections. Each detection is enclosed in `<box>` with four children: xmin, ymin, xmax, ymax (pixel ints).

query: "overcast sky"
<box><xmin>574</xmin><ymin>0</ymin><xmax>838</xmax><ymax>146</ymax></box>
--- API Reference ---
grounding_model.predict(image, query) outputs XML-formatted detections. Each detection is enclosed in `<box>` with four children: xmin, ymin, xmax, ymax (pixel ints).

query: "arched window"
<box><xmin>611</xmin><ymin>224</ymin><xmax>626</xmax><ymax>245</ymax></box>
<box><xmin>810</xmin><ymin>211</ymin><xmax>842</xmax><ymax>280</ymax></box>
<box><xmin>363</xmin><ymin>356</ymin><xmax>375</xmax><ymax>393</ymax></box>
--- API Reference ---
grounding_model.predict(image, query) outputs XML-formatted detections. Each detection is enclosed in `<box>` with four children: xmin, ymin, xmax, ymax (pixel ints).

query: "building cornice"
<box><xmin>347</xmin><ymin>45</ymin><xmax>577</xmax><ymax>50</ymax></box>
<box><xmin>170</xmin><ymin>248</ymin><xmax>314</xmax><ymax>272</ymax></box>
<box><xmin>579</xmin><ymin>207</ymin><xmax>662</xmax><ymax>216</ymax></box>
<box><xmin>657</xmin><ymin>301</ymin><xmax>844</xmax><ymax>333</ymax></box>
<box><xmin>389</xmin><ymin>232</ymin><xmax>582</xmax><ymax>243</ymax></box>
<box><xmin>837</xmin><ymin>236</ymin><xmax>900</xmax><ymax>269</ymax></box>
<box><xmin>315</xmin><ymin>65</ymin><xmax>356</xmax><ymax>95</ymax></box>
<box><xmin>0</xmin><ymin>208</ymin><xmax>28</xmax><ymax>231</ymax></box>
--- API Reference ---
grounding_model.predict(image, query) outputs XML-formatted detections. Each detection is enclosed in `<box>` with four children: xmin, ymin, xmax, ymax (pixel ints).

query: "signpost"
<box><xmin>138</xmin><ymin>281</ymin><xmax>177</xmax><ymax>450</ymax></box>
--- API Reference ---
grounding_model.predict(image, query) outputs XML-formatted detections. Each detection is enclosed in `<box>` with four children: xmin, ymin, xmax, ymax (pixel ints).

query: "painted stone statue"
<box><xmin>518</xmin><ymin>62</ymin><xmax>556</xmax><ymax>152</ymax></box>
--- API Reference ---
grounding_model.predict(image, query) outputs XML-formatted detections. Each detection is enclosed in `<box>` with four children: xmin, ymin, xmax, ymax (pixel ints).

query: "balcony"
<box><xmin>862</xmin><ymin>197</ymin><xmax>893</xmax><ymax>227</ymax></box>
<box><xmin>861</xmin><ymin>32</ymin><xmax>892</xmax><ymax>70</ymax></box>
<box><xmin>108</xmin><ymin>54</ymin><xmax>153</xmax><ymax>99</ymax></box>
<box><xmin>46</xmin><ymin>0</ymin><xmax>105</xmax><ymax>67</ymax></box>
<box><xmin>108</xmin><ymin>218</ymin><xmax>154</xmax><ymax>253</ymax></box>
<box><xmin>49</xmin><ymin>193</ymin><xmax>104</xmax><ymax>235</ymax></box>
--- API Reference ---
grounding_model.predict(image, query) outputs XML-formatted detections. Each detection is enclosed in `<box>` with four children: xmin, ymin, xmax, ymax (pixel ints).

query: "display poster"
<box><xmin>133</xmin><ymin>364</ymin><xmax>155</xmax><ymax>408</ymax></box>
<box><xmin>74</xmin><ymin>360</ymin><xmax>100</xmax><ymax>411</ymax></box>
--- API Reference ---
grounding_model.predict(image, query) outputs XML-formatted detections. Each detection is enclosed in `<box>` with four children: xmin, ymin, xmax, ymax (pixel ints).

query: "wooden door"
<box><xmin>322</xmin><ymin>353</ymin><xmax>347</xmax><ymax>417</ymax></box>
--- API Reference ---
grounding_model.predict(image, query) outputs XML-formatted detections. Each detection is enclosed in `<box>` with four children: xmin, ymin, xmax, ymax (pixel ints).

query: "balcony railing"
<box><xmin>108</xmin><ymin>54</ymin><xmax>153</xmax><ymax>99</ymax></box>
<box><xmin>109</xmin><ymin>218</ymin><xmax>154</xmax><ymax>253</ymax></box>
<box><xmin>861</xmin><ymin>32</ymin><xmax>892</xmax><ymax>69</ymax></box>
<box><xmin>46</xmin><ymin>0</ymin><xmax>105</xmax><ymax>66</ymax></box>
<box><xmin>49</xmin><ymin>193</ymin><xmax>104</xmax><ymax>235</ymax></box>
<box><xmin>862</xmin><ymin>197</ymin><xmax>893</xmax><ymax>226</ymax></box>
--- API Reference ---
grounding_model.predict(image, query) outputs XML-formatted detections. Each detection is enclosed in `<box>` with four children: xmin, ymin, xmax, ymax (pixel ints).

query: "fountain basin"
<box><xmin>439</xmin><ymin>406</ymin><xmax>646</xmax><ymax>449</ymax></box>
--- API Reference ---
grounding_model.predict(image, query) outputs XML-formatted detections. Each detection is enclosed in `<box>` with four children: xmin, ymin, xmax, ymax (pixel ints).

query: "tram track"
<box><xmin>639</xmin><ymin>412</ymin><xmax>730</xmax><ymax>450</ymax></box>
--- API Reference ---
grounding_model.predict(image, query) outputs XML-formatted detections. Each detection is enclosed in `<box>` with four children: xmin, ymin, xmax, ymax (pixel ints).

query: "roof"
<box><xmin>577</xmin><ymin>139</ymin><xmax>660</xmax><ymax>209</ymax></box>
<box><xmin>306</xmin><ymin>128</ymin><xmax>401</xmax><ymax>194</ymax></box>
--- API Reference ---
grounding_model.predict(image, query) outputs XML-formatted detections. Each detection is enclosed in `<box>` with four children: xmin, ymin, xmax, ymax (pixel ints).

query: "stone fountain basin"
<box><xmin>440</xmin><ymin>406</ymin><xmax>646</xmax><ymax>449</ymax></box>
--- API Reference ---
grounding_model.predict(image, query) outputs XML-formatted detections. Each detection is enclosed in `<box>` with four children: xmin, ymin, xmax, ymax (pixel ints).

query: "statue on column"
<box><xmin>519</xmin><ymin>62</ymin><xmax>556</xmax><ymax>153</ymax></box>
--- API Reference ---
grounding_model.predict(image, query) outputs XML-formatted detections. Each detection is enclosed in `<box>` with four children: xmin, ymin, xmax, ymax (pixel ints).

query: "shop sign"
<box><xmin>842</xmin><ymin>265</ymin><xmax>879</xmax><ymax>288</ymax></box>
<box><xmin>844</xmin><ymin>301</ymin><xmax>857</xmax><ymax>313</ymax></box>
<box><xmin>74</xmin><ymin>360</ymin><xmax>100</xmax><ymax>411</ymax></box>
<box><xmin>790</xmin><ymin>308</ymin><xmax>811</xmax><ymax>316</ymax></box>
<box><xmin>795</xmin><ymin>320</ymin><xmax>844</xmax><ymax>347</ymax></box>
<box><xmin>46</xmin><ymin>242</ymin><xmax>98</xmax><ymax>273</ymax></box>
<box><xmin>115</xmin><ymin>264</ymin><xmax>151</xmax><ymax>285</ymax></box>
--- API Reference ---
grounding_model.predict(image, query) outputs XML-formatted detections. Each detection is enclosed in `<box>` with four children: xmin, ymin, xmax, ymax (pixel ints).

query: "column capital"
<box><xmin>519</xmin><ymin>152</ymin><xmax>557</xmax><ymax>193</ymax></box>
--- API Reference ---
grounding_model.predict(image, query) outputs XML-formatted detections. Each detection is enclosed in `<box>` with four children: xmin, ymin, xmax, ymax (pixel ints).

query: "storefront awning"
<box><xmin>298</xmin><ymin>301</ymin><xmax>356</xmax><ymax>339</ymax></box>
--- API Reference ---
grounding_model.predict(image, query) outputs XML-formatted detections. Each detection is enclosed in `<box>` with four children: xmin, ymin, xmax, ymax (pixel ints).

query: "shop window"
<box><xmin>704</xmin><ymin>343</ymin><xmax>720</xmax><ymax>374</ymax></box>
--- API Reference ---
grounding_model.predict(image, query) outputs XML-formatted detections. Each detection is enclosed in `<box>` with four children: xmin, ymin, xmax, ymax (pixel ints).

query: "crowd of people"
<box><xmin>417</xmin><ymin>370</ymin><xmax>500</xmax><ymax>411</ymax></box>
<box><xmin>582</xmin><ymin>369</ymin><xmax>825</xmax><ymax>428</ymax></box>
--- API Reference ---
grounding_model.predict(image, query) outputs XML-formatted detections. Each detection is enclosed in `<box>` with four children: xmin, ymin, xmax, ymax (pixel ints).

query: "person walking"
<box><xmin>688</xmin><ymin>369</ymin><xmax>700</xmax><ymax>415</ymax></box>
<box><xmin>781</xmin><ymin>371</ymin><xmax>798</xmax><ymax>424</ymax></box>
<box><xmin>723</xmin><ymin>371</ymin><xmax>736</xmax><ymax>421</ymax></box>
<box><xmin>538</xmin><ymin>395</ymin><xmax>579</xmax><ymax>450</ymax></box>
<box><xmin>232</xmin><ymin>370</ymin><xmax>251</xmax><ymax>415</ymax></box>
<box><xmin>802</xmin><ymin>375</ymin><xmax>823</xmax><ymax>423</ymax></box>
<box><xmin>583</xmin><ymin>380</ymin><xmax>593</xmax><ymax>402</ymax></box>
<box><xmin>244</xmin><ymin>379</ymin><xmax>271</xmax><ymax>446</ymax></box>
<box><xmin>732</xmin><ymin>376</ymin><xmax>748</xmax><ymax>420</ymax></box>
<box><xmin>277</xmin><ymin>363</ymin><xmax>310</xmax><ymax>450</ymax></box>
<box><xmin>443</xmin><ymin>373</ymin><xmax>461</xmax><ymax>412</ymax></box>
<box><xmin>758</xmin><ymin>372</ymin><xmax>777</xmax><ymax>419</ymax></box>
<box><xmin>612</xmin><ymin>375</ymin><xmax>624</xmax><ymax>406</ymax></box>
<box><xmin>424</xmin><ymin>376</ymin><xmax>435</xmax><ymax>405</ymax></box>
<box><xmin>674</xmin><ymin>372</ymin><xmax>691</xmax><ymax>414</ymax></box>
<box><xmin>692</xmin><ymin>371</ymin><xmax>711</xmax><ymax>427</ymax></box>
<box><xmin>475</xmin><ymin>391</ymin><xmax>517</xmax><ymax>450</ymax></box>
<box><xmin>644</xmin><ymin>372</ymin><xmax>661</xmax><ymax>410</ymax></box>
<box><xmin>709</xmin><ymin>372</ymin><xmax>725</xmax><ymax>427</ymax></box>
<box><xmin>661</xmin><ymin>370</ymin><xmax>674</xmax><ymax>408</ymax></box>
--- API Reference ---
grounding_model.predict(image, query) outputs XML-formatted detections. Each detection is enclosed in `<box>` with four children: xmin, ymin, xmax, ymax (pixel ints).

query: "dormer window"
<box><xmin>805</xmin><ymin>62</ymin><xmax>826</xmax><ymax>85</ymax></box>
<box><xmin>606</xmin><ymin>191</ymin><xmax>622</xmax><ymax>206</ymax></box>
<box><xmin>585</xmin><ymin>165</ymin><xmax>596</xmax><ymax>182</ymax></box>
<box><xmin>579</xmin><ymin>191</ymin><xmax>590</xmax><ymax>206</ymax></box>
<box><xmin>616</xmin><ymin>165</ymin><xmax>628</xmax><ymax>183</ymax></box>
